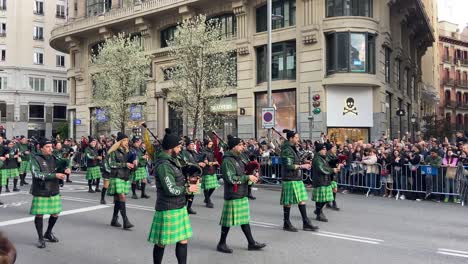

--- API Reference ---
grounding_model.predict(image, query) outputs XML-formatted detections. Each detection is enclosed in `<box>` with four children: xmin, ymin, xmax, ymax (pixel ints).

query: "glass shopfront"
<box><xmin>210</xmin><ymin>96</ymin><xmax>238</xmax><ymax>138</ymax></box>
<box><xmin>327</xmin><ymin>127</ymin><xmax>369</xmax><ymax>145</ymax></box>
<box><xmin>255</xmin><ymin>89</ymin><xmax>296</xmax><ymax>138</ymax></box>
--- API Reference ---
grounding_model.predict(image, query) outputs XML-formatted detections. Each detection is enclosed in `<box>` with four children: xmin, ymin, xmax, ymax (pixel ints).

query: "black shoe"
<box><xmin>303</xmin><ymin>220</ymin><xmax>319</xmax><ymax>231</ymax></box>
<box><xmin>217</xmin><ymin>243</ymin><xmax>233</xmax><ymax>254</ymax></box>
<box><xmin>316</xmin><ymin>213</ymin><xmax>328</xmax><ymax>222</ymax></box>
<box><xmin>131</xmin><ymin>194</ymin><xmax>138</xmax><ymax>199</ymax></box>
<box><xmin>123</xmin><ymin>219</ymin><xmax>134</xmax><ymax>230</ymax></box>
<box><xmin>5</xmin><ymin>188</ymin><xmax>10</xmax><ymax>193</ymax></box>
<box><xmin>37</xmin><ymin>239</ymin><xmax>46</xmax><ymax>249</ymax></box>
<box><xmin>248</xmin><ymin>241</ymin><xmax>266</xmax><ymax>251</ymax></box>
<box><xmin>326</xmin><ymin>203</ymin><xmax>332</xmax><ymax>208</ymax></box>
<box><xmin>0</xmin><ymin>201</ymin><xmax>3</xmax><ymax>206</ymax></box>
<box><xmin>23</xmin><ymin>181</ymin><xmax>29</xmax><ymax>185</ymax></box>
<box><xmin>111</xmin><ymin>218</ymin><xmax>122</xmax><ymax>228</ymax></box>
<box><xmin>66</xmin><ymin>180</ymin><xmax>72</xmax><ymax>183</ymax></box>
<box><xmin>20</xmin><ymin>182</ymin><xmax>24</xmax><ymax>187</ymax></box>
<box><xmin>141</xmin><ymin>194</ymin><xmax>150</xmax><ymax>199</ymax></box>
<box><xmin>88</xmin><ymin>189</ymin><xmax>95</xmax><ymax>193</ymax></box>
<box><xmin>206</xmin><ymin>202</ymin><xmax>214</xmax><ymax>208</ymax></box>
<box><xmin>247</xmin><ymin>195</ymin><xmax>256</xmax><ymax>200</ymax></box>
<box><xmin>100</xmin><ymin>199</ymin><xmax>106</xmax><ymax>205</ymax></box>
<box><xmin>95</xmin><ymin>188</ymin><xmax>101</xmax><ymax>193</ymax></box>
<box><xmin>44</xmin><ymin>232</ymin><xmax>59</xmax><ymax>243</ymax></box>
<box><xmin>187</xmin><ymin>207</ymin><xmax>197</xmax><ymax>215</ymax></box>
<box><xmin>331</xmin><ymin>204</ymin><xmax>340</xmax><ymax>211</ymax></box>
<box><xmin>283</xmin><ymin>221</ymin><xmax>298</xmax><ymax>232</ymax></box>
<box><xmin>13</xmin><ymin>188</ymin><xmax>20</xmax><ymax>192</ymax></box>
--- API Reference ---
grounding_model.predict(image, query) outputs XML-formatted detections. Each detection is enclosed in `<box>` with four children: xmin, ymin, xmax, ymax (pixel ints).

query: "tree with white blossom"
<box><xmin>91</xmin><ymin>33</ymin><xmax>151</xmax><ymax>133</ymax></box>
<box><xmin>166</xmin><ymin>14</ymin><xmax>236</xmax><ymax>139</ymax></box>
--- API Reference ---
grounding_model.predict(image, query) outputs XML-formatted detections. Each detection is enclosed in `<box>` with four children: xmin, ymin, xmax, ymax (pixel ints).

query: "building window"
<box><xmin>326</xmin><ymin>32</ymin><xmax>375</xmax><ymax>75</ymax></box>
<box><xmin>53</xmin><ymin>105</ymin><xmax>67</xmax><ymax>120</ymax></box>
<box><xmin>33</xmin><ymin>26</ymin><xmax>44</xmax><ymax>40</ymax></box>
<box><xmin>326</xmin><ymin>0</ymin><xmax>372</xmax><ymax>17</ymax></box>
<box><xmin>29</xmin><ymin>77</ymin><xmax>45</xmax><ymax>91</ymax></box>
<box><xmin>0</xmin><ymin>0</ymin><xmax>6</xmax><ymax>11</ymax></box>
<box><xmin>162</xmin><ymin>67</ymin><xmax>175</xmax><ymax>81</ymax></box>
<box><xmin>34</xmin><ymin>0</ymin><xmax>44</xmax><ymax>15</ymax></box>
<box><xmin>53</xmin><ymin>79</ymin><xmax>67</xmax><ymax>93</ymax></box>
<box><xmin>86</xmin><ymin>0</ymin><xmax>111</xmax><ymax>17</ymax></box>
<box><xmin>0</xmin><ymin>102</ymin><xmax>5</xmax><ymax>118</ymax></box>
<box><xmin>255</xmin><ymin>90</ymin><xmax>296</xmax><ymax>138</ymax></box>
<box><xmin>256</xmin><ymin>0</ymin><xmax>296</xmax><ymax>33</ymax></box>
<box><xmin>56</xmin><ymin>4</ymin><xmax>66</xmax><ymax>18</ymax></box>
<box><xmin>33</xmin><ymin>52</ymin><xmax>44</xmax><ymax>64</ymax></box>
<box><xmin>0</xmin><ymin>76</ymin><xmax>6</xmax><ymax>90</ymax></box>
<box><xmin>160</xmin><ymin>25</ymin><xmax>177</xmax><ymax>48</ymax></box>
<box><xmin>396</xmin><ymin>59</ymin><xmax>401</xmax><ymax>89</ymax></box>
<box><xmin>413</xmin><ymin>76</ymin><xmax>417</xmax><ymax>100</ymax></box>
<box><xmin>29</xmin><ymin>105</ymin><xmax>45</xmax><ymax>120</ymax></box>
<box><xmin>0</xmin><ymin>49</ymin><xmax>5</xmax><ymax>61</ymax></box>
<box><xmin>56</xmin><ymin>55</ymin><xmax>65</xmax><ymax>67</ymax></box>
<box><xmin>405</xmin><ymin>69</ymin><xmax>411</xmax><ymax>97</ymax></box>
<box><xmin>208</xmin><ymin>13</ymin><xmax>237</xmax><ymax>38</ymax></box>
<box><xmin>385</xmin><ymin>47</ymin><xmax>391</xmax><ymax>83</ymax></box>
<box><xmin>256</xmin><ymin>41</ymin><xmax>296</xmax><ymax>83</ymax></box>
<box><xmin>0</xmin><ymin>23</ymin><xmax>5</xmax><ymax>37</ymax></box>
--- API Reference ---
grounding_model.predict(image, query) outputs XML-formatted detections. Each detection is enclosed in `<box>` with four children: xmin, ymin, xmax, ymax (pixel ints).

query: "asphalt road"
<box><xmin>1</xmin><ymin>173</ymin><xmax>468</xmax><ymax>264</ymax></box>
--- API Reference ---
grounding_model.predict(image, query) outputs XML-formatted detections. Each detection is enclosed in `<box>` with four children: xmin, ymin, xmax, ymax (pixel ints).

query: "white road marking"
<box><xmin>0</xmin><ymin>205</ymin><xmax>107</xmax><ymax>227</ymax></box>
<box><xmin>0</xmin><ymin>191</ymin><xmax>29</xmax><ymax>196</ymax></box>
<box><xmin>313</xmin><ymin>232</ymin><xmax>380</xmax><ymax>245</ymax></box>
<box><xmin>319</xmin><ymin>231</ymin><xmax>384</xmax><ymax>242</ymax></box>
<box><xmin>437</xmin><ymin>248</ymin><xmax>468</xmax><ymax>258</ymax></box>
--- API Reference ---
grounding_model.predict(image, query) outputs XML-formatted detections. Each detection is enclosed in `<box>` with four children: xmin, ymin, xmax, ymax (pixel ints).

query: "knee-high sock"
<box><xmin>186</xmin><ymin>195</ymin><xmax>194</xmax><ymax>208</ymax></box>
<box><xmin>208</xmin><ymin>188</ymin><xmax>215</xmax><ymax>198</ymax></box>
<box><xmin>113</xmin><ymin>201</ymin><xmax>120</xmax><ymax>218</ymax></box>
<box><xmin>283</xmin><ymin>206</ymin><xmax>291</xmax><ymax>222</ymax></box>
<box><xmin>6</xmin><ymin>179</ymin><xmax>9</xmax><ymax>189</ymax></box>
<box><xmin>153</xmin><ymin>245</ymin><xmax>165</xmax><ymax>264</ymax></box>
<box><xmin>175</xmin><ymin>243</ymin><xmax>188</xmax><ymax>264</ymax></box>
<box><xmin>298</xmin><ymin>204</ymin><xmax>309</xmax><ymax>223</ymax></box>
<box><xmin>131</xmin><ymin>183</ymin><xmax>137</xmax><ymax>195</ymax></box>
<box><xmin>203</xmin><ymin>190</ymin><xmax>209</xmax><ymax>201</ymax></box>
<box><xmin>88</xmin><ymin>180</ymin><xmax>93</xmax><ymax>189</ymax></box>
<box><xmin>95</xmin><ymin>178</ymin><xmax>100</xmax><ymax>189</ymax></box>
<box><xmin>46</xmin><ymin>216</ymin><xmax>58</xmax><ymax>234</ymax></box>
<box><xmin>0</xmin><ymin>186</ymin><xmax>2</xmax><ymax>194</ymax></box>
<box><xmin>241</xmin><ymin>224</ymin><xmax>256</xmax><ymax>245</ymax></box>
<box><xmin>141</xmin><ymin>182</ymin><xmax>146</xmax><ymax>196</ymax></box>
<box><xmin>13</xmin><ymin>178</ymin><xmax>18</xmax><ymax>189</ymax></box>
<box><xmin>101</xmin><ymin>187</ymin><xmax>107</xmax><ymax>201</ymax></box>
<box><xmin>34</xmin><ymin>216</ymin><xmax>44</xmax><ymax>240</ymax></box>
<box><xmin>219</xmin><ymin>226</ymin><xmax>230</xmax><ymax>245</ymax></box>
<box><xmin>120</xmin><ymin>202</ymin><xmax>128</xmax><ymax>220</ymax></box>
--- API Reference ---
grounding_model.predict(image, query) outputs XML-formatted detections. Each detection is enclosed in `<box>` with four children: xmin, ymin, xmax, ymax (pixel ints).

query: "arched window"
<box><xmin>445</xmin><ymin>90</ymin><xmax>451</xmax><ymax>105</ymax></box>
<box><xmin>446</xmin><ymin>112</ymin><xmax>452</xmax><ymax>123</ymax></box>
<box><xmin>456</xmin><ymin>91</ymin><xmax>462</xmax><ymax>106</ymax></box>
<box><xmin>456</xmin><ymin>114</ymin><xmax>463</xmax><ymax>130</ymax></box>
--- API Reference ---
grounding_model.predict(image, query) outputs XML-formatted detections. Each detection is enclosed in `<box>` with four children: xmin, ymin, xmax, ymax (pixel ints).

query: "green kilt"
<box><xmin>107</xmin><ymin>178</ymin><xmax>130</xmax><ymax>196</ymax></box>
<box><xmin>86</xmin><ymin>166</ymin><xmax>102</xmax><ymax>180</ymax></box>
<box><xmin>201</xmin><ymin>174</ymin><xmax>219</xmax><ymax>190</ymax></box>
<box><xmin>0</xmin><ymin>171</ymin><xmax>7</xmax><ymax>186</ymax></box>
<box><xmin>280</xmin><ymin>180</ymin><xmax>309</xmax><ymax>205</ymax></box>
<box><xmin>312</xmin><ymin>185</ymin><xmax>334</xmax><ymax>203</ymax></box>
<box><xmin>19</xmin><ymin>161</ymin><xmax>31</xmax><ymax>174</ymax></box>
<box><xmin>148</xmin><ymin>206</ymin><xmax>193</xmax><ymax>245</ymax></box>
<box><xmin>219</xmin><ymin>197</ymin><xmax>250</xmax><ymax>227</ymax></box>
<box><xmin>30</xmin><ymin>195</ymin><xmax>62</xmax><ymax>215</ymax></box>
<box><xmin>2</xmin><ymin>168</ymin><xmax>19</xmax><ymax>179</ymax></box>
<box><xmin>131</xmin><ymin>167</ymin><xmax>147</xmax><ymax>182</ymax></box>
<box><xmin>330</xmin><ymin>180</ymin><xmax>338</xmax><ymax>189</ymax></box>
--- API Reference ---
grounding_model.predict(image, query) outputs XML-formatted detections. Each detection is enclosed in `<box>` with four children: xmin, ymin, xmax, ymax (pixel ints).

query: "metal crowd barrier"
<box><xmin>336</xmin><ymin>162</ymin><xmax>383</xmax><ymax>196</ymax></box>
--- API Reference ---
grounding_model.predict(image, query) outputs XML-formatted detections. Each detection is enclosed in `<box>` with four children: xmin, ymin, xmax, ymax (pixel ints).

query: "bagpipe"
<box><xmin>178</xmin><ymin>155</ymin><xmax>203</xmax><ymax>186</ymax></box>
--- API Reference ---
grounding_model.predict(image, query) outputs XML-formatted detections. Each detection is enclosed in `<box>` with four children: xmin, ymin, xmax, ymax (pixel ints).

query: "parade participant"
<box><xmin>0</xmin><ymin>136</ymin><xmax>5</xmax><ymax>205</ymax></box>
<box><xmin>240</xmin><ymin>145</ymin><xmax>256</xmax><ymax>200</ymax></box>
<box><xmin>2</xmin><ymin>140</ymin><xmax>21</xmax><ymax>192</ymax></box>
<box><xmin>216</xmin><ymin>135</ymin><xmax>266</xmax><ymax>254</ymax></box>
<box><xmin>30</xmin><ymin>138</ymin><xmax>71</xmax><ymax>248</ymax></box>
<box><xmin>100</xmin><ymin>139</ymin><xmax>113</xmax><ymax>204</ymax></box>
<box><xmin>280</xmin><ymin>129</ymin><xmax>318</xmax><ymax>232</ymax></box>
<box><xmin>200</xmin><ymin>139</ymin><xmax>219</xmax><ymax>208</ymax></box>
<box><xmin>17</xmin><ymin>136</ymin><xmax>31</xmax><ymax>186</ymax></box>
<box><xmin>312</xmin><ymin>144</ymin><xmax>341</xmax><ymax>222</ymax></box>
<box><xmin>107</xmin><ymin>132</ymin><xmax>134</xmax><ymax>230</ymax></box>
<box><xmin>326</xmin><ymin>144</ymin><xmax>340</xmax><ymax>211</ymax></box>
<box><xmin>130</xmin><ymin>136</ymin><xmax>150</xmax><ymax>199</ymax></box>
<box><xmin>180</xmin><ymin>138</ymin><xmax>206</xmax><ymax>215</ymax></box>
<box><xmin>84</xmin><ymin>137</ymin><xmax>102</xmax><ymax>193</ymax></box>
<box><xmin>60</xmin><ymin>139</ymin><xmax>74</xmax><ymax>183</ymax></box>
<box><xmin>149</xmin><ymin>128</ymin><xmax>197</xmax><ymax>264</ymax></box>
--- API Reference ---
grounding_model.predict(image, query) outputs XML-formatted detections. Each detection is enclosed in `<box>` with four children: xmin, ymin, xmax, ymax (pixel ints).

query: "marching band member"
<box><xmin>201</xmin><ymin>139</ymin><xmax>219</xmax><ymax>208</ymax></box>
<box><xmin>130</xmin><ymin>136</ymin><xmax>150</xmax><ymax>199</ymax></box>
<box><xmin>180</xmin><ymin>138</ymin><xmax>206</xmax><ymax>215</ymax></box>
<box><xmin>18</xmin><ymin>136</ymin><xmax>31</xmax><ymax>186</ymax></box>
<box><xmin>84</xmin><ymin>137</ymin><xmax>103</xmax><ymax>193</ymax></box>
<box><xmin>2</xmin><ymin>140</ymin><xmax>21</xmax><ymax>192</ymax></box>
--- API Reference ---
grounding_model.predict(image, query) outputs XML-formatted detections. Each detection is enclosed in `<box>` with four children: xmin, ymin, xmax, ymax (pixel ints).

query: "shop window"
<box><xmin>255</xmin><ymin>89</ymin><xmax>296</xmax><ymax>138</ymax></box>
<box><xmin>257</xmin><ymin>41</ymin><xmax>296</xmax><ymax>83</ymax></box>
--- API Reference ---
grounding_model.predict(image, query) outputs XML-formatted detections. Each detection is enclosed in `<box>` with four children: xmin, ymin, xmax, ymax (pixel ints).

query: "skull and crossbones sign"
<box><xmin>343</xmin><ymin>97</ymin><xmax>358</xmax><ymax>115</ymax></box>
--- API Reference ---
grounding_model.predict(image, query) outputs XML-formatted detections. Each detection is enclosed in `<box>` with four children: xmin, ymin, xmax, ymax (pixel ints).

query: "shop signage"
<box><xmin>326</xmin><ymin>86</ymin><xmax>373</xmax><ymax>127</ymax></box>
<box><xmin>262</xmin><ymin>107</ymin><xmax>275</xmax><ymax>129</ymax></box>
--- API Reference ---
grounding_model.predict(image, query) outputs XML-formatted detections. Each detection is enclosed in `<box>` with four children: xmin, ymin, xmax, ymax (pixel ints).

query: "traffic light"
<box><xmin>313</xmin><ymin>94</ymin><xmax>321</xmax><ymax>114</ymax></box>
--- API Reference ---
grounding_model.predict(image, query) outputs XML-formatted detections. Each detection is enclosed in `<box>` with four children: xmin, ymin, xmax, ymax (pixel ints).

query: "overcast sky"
<box><xmin>438</xmin><ymin>0</ymin><xmax>468</xmax><ymax>29</ymax></box>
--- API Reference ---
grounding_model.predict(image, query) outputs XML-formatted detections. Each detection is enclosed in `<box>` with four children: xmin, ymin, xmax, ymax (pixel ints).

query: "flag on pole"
<box><xmin>143</xmin><ymin>128</ymin><xmax>155</xmax><ymax>160</ymax></box>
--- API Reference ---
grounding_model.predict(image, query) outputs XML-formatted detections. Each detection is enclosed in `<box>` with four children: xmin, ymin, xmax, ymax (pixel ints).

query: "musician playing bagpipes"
<box><xmin>52</xmin><ymin>141</ymin><xmax>73</xmax><ymax>187</ymax></box>
<box><xmin>280</xmin><ymin>129</ymin><xmax>319</xmax><ymax>232</ymax></box>
<box><xmin>30</xmin><ymin>138</ymin><xmax>71</xmax><ymax>249</ymax></box>
<box><xmin>1</xmin><ymin>140</ymin><xmax>21</xmax><ymax>192</ymax></box>
<box><xmin>99</xmin><ymin>139</ymin><xmax>113</xmax><ymax>204</ymax></box>
<box><xmin>62</xmin><ymin>139</ymin><xmax>74</xmax><ymax>183</ymax></box>
<box><xmin>216</xmin><ymin>135</ymin><xmax>266</xmax><ymax>254</ymax></box>
<box><xmin>84</xmin><ymin>137</ymin><xmax>103</xmax><ymax>193</ymax></box>
<box><xmin>149</xmin><ymin>128</ymin><xmax>198</xmax><ymax>264</ymax></box>
<box><xmin>17</xmin><ymin>136</ymin><xmax>31</xmax><ymax>186</ymax></box>
<box><xmin>179</xmin><ymin>137</ymin><xmax>206</xmax><ymax>215</ymax></box>
<box><xmin>129</xmin><ymin>136</ymin><xmax>151</xmax><ymax>200</ymax></box>
<box><xmin>200</xmin><ymin>138</ymin><xmax>220</xmax><ymax>208</ymax></box>
<box><xmin>325</xmin><ymin>144</ymin><xmax>341</xmax><ymax>211</ymax></box>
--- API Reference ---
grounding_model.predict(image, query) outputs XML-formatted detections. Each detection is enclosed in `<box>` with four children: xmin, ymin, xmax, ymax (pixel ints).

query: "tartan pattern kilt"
<box><xmin>19</xmin><ymin>161</ymin><xmax>31</xmax><ymax>174</ymax></box>
<box><xmin>86</xmin><ymin>166</ymin><xmax>102</xmax><ymax>180</ymax></box>
<box><xmin>219</xmin><ymin>197</ymin><xmax>250</xmax><ymax>227</ymax></box>
<box><xmin>0</xmin><ymin>171</ymin><xmax>7</xmax><ymax>186</ymax></box>
<box><xmin>107</xmin><ymin>178</ymin><xmax>130</xmax><ymax>196</ymax></box>
<box><xmin>148</xmin><ymin>207</ymin><xmax>193</xmax><ymax>245</ymax></box>
<box><xmin>280</xmin><ymin>180</ymin><xmax>309</xmax><ymax>205</ymax></box>
<box><xmin>312</xmin><ymin>185</ymin><xmax>334</xmax><ymax>203</ymax></box>
<box><xmin>131</xmin><ymin>167</ymin><xmax>147</xmax><ymax>182</ymax></box>
<box><xmin>330</xmin><ymin>181</ymin><xmax>338</xmax><ymax>189</ymax></box>
<box><xmin>30</xmin><ymin>195</ymin><xmax>62</xmax><ymax>215</ymax></box>
<box><xmin>2</xmin><ymin>168</ymin><xmax>19</xmax><ymax>179</ymax></box>
<box><xmin>201</xmin><ymin>174</ymin><xmax>219</xmax><ymax>190</ymax></box>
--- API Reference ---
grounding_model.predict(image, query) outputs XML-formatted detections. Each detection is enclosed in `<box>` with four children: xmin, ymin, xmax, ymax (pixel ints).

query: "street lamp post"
<box><xmin>411</xmin><ymin>113</ymin><xmax>417</xmax><ymax>143</ymax></box>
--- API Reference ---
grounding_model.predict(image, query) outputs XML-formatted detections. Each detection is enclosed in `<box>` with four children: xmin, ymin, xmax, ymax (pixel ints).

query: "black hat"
<box><xmin>39</xmin><ymin>138</ymin><xmax>53</xmax><ymax>148</ymax></box>
<box><xmin>116</xmin><ymin>132</ymin><xmax>128</xmax><ymax>142</ymax></box>
<box><xmin>227</xmin><ymin>135</ymin><xmax>242</xmax><ymax>150</ymax></box>
<box><xmin>430</xmin><ymin>148</ymin><xmax>439</xmax><ymax>154</ymax></box>
<box><xmin>88</xmin><ymin>136</ymin><xmax>97</xmax><ymax>143</ymax></box>
<box><xmin>325</xmin><ymin>143</ymin><xmax>333</xmax><ymax>151</ymax></box>
<box><xmin>132</xmin><ymin>136</ymin><xmax>141</xmax><ymax>143</ymax></box>
<box><xmin>203</xmin><ymin>138</ymin><xmax>212</xmax><ymax>146</ymax></box>
<box><xmin>185</xmin><ymin>137</ymin><xmax>193</xmax><ymax>146</ymax></box>
<box><xmin>315</xmin><ymin>143</ymin><xmax>326</xmax><ymax>153</ymax></box>
<box><xmin>162</xmin><ymin>128</ymin><xmax>180</xmax><ymax>150</ymax></box>
<box><xmin>19</xmin><ymin>135</ymin><xmax>26</xmax><ymax>140</ymax></box>
<box><xmin>282</xmin><ymin>129</ymin><xmax>297</xmax><ymax>140</ymax></box>
<box><xmin>5</xmin><ymin>140</ymin><xmax>11</xmax><ymax>145</ymax></box>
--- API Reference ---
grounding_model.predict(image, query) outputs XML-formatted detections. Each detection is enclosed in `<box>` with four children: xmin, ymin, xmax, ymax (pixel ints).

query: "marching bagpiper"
<box><xmin>200</xmin><ymin>139</ymin><xmax>219</xmax><ymax>208</ymax></box>
<box><xmin>2</xmin><ymin>140</ymin><xmax>21</xmax><ymax>192</ymax></box>
<box><xmin>149</xmin><ymin>128</ymin><xmax>198</xmax><ymax>264</ymax></box>
<box><xmin>130</xmin><ymin>136</ymin><xmax>150</xmax><ymax>199</ymax></box>
<box><xmin>100</xmin><ymin>139</ymin><xmax>113</xmax><ymax>204</ymax></box>
<box><xmin>180</xmin><ymin>138</ymin><xmax>206</xmax><ymax>215</ymax></box>
<box><xmin>326</xmin><ymin>144</ymin><xmax>341</xmax><ymax>211</ymax></box>
<box><xmin>0</xmin><ymin>135</ymin><xmax>6</xmax><ymax>205</ymax></box>
<box><xmin>216</xmin><ymin>135</ymin><xmax>266</xmax><ymax>254</ymax></box>
<box><xmin>84</xmin><ymin>137</ymin><xmax>103</xmax><ymax>193</ymax></box>
<box><xmin>17</xmin><ymin>136</ymin><xmax>31</xmax><ymax>186</ymax></box>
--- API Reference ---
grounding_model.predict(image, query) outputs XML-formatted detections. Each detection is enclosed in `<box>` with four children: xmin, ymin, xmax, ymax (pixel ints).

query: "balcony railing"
<box><xmin>454</xmin><ymin>79</ymin><xmax>468</xmax><ymax>87</ymax></box>
<box><xmin>461</xmin><ymin>59</ymin><xmax>468</xmax><ymax>67</ymax></box>
<box><xmin>443</xmin><ymin>56</ymin><xmax>453</xmax><ymax>64</ymax></box>
<box><xmin>445</xmin><ymin>100</ymin><xmax>468</xmax><ymax>109</ymax></box>
<box><xmin>51</xmin><ymin>0</ymin><xmax>189</xmax><ymax>38</ymax></box>
<box><xmin>441</xmin><ymin>78</ymin><xmax>454</xmax><ymax>86</ymax></box>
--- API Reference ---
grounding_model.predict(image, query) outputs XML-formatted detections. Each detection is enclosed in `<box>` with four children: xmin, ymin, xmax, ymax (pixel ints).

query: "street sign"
<box><xmin>96</xmin><ymin>109</ymin><xmax>108</xmax><ymax>123</ymax></box>
<box><xmin>261</xmin><ymin>107</ymin><xmax>275</xmax><ymax>129</ymax></box>
<box><xmin>74</xmin><ymin>119</ymin><xmax>81</xmax><ymax>125</ymax></box>
<box><xmin>396</xmin><ymin>109</ymin><xmax>406</xmax><ymax>116</ymax></box>
<box><xmin>130</xmin><ymin>105</ymin><xmax>143</xmax><ymax>121</ymax></box>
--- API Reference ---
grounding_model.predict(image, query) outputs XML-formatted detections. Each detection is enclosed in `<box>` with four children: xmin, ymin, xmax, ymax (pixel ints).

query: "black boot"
<box><xmin>13</xmin><ymin>179</ymin><xmax>20</xmax><ymax>192</ymax></box>
<box><xmin>331</xmin><ymin>193</ymin><xmax>340</xmax><ymax>211</ymax></box>
<box><xmin>299</xmin><ymin>204</ymin><xmax>319</xmax><ymax>231</ymax></box>
<box><xmin>5</xmin><ymin>179</ymin><xmax>10</xmax><ymax>192</ymax></box>
<box><xmin>131</xmin><ymin>183</ymin><xmax>138</xmax><ymax>199</ymax></box>
<box><xmin>120</xmin><ymin>202</ymin><xmax>134</xmax><ymax>229</ymax></box>
<box><xmin>187</xmin><ymin>196</ymin><xmax>196</xmax><ymax>214</ymax></box>
<box><xmin>44</xmin><ymin>216</ymin><xmax>59</xmax><ymax>242</ymax></box>
<box><xmin>315</xmin><ymin>203</ymin><xmax>328</xmax><ymax>222</ymax></box>
<box><xmin>141</xmin><ymin>182</ymin><xmax>150</xmax><ymax>199</ymax></box>
<box><xmin>247</xmin><ymin>185</ymin><xmax>256</xmax><ymax>200</ymax></box>
<box><xmin>100</xmin><ymin>187</ymin><xmax>107</xmax><ymax>204</ymax></box>
<box><xmin>241</xmin><ymin>224</ymin><xmax>266</xmax><ymax>250</ymax></box>
<box><xmin>283</xmin><ymin>207</ymin><xmax>297</xmax><ymax>232</ymax></box>
<box><xmin>153</xmin><ymin>245</ymin><xmax>165</xmax><ymax>264</ymax></box>
<box><xmin>111</xmin><ymin>201</ymin><xmax>122</xmax><ymax>227</ymax></box>
<box><xmin>88</xmin><ymin>180</ymin><xmax>95</xmax><ymax>193</ymax></box>
<box><xmin>66</xmin><ymin>174</ymin><xmax>72</xmax><ymax>183</ymax></box>
<box><xmin>95</xmin><ymin>178</ymin><xmax>101</xmax><ymax>192</ymax></box>
<box><xmin>34</xmin><ymin>216</ymin><xmax>46</xmax><ymax>249</ymax></box>
<box><xmin>20</xmin><ymin>173</ymin><xmax>28</xmax><ymax>186</ymax></box>
<box><xmin>175</xmin><ymin>242</ymin><xmax>188</xmax><ymax>264</ymax></box>
<box><xmin>217</xmin><ymin>226</ymin><xmax>233</xmax><ymax>253</ymax></box>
